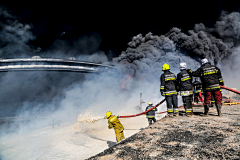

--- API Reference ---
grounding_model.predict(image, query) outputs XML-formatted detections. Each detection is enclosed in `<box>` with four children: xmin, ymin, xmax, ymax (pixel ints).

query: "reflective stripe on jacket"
<box><xmin>160</xmin><ymin>70</ymin><xmax>177</xmax><ymax>96</ymax></box>
<box><xmin>145</xmin><ymin>105</ymin><xmax>157</xmax><ymax>118</ymax></box>
<box><xmin>108</xmin><ymin>116</ymin><xmax>124</xmax><ymax>130</ymax></box>
<box><xmin>191</xmin><ymin>62</ymin><xmax>224</xmax><ymax>92</ymax></box>
<box><xmin>177</xmin><ymin>69</ymin><xmax>193</xmax><ymax>96</ymax></box>
<box><xmin>193</xmin><ymin>81</ymin><xmax>202</xmax><ymax>93</ymax></box>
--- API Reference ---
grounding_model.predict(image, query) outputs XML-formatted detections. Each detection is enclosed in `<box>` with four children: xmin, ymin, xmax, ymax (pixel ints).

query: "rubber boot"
<box><xmin>186</xmin><ymin>111</ymin><xmax>193</xmax><ymax>117</ymax></box>
<box><xmin>165</xmin><ymin>113</ymin><xmax>173</xmax><ymax>117</ymax></box>
<box><xmin>204</xmin><ymin>104</ymin><xmax>209</xmax><ymax>115</ymax></box>
<box><xmin>216</xmin><ymin>103</ymin><xmax>222</xmax><ymax>116</ymax></box>
<box><xmin>173</xmin><ymin>112</ymin><xmax>179</xmax><ymax>117</ymax></box>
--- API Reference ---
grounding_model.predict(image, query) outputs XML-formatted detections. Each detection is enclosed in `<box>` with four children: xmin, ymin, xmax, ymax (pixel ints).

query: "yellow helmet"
<box><xmin>106</xmin><ymin>111</ymin><xmax>112</xmax><ymax>118</ymax></box>
<box><xmin>148</xmin><ymin>102</ymin><xmax>153</xmax><ymax>105</ymax></box>
<box><xmin>162</xmin><ymin>63</ymin><xmax>170</xmax><ymax>71</ymax></box>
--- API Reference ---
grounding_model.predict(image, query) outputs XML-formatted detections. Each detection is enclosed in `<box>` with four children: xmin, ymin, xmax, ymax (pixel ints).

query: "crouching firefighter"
<box><xmin>160</xmin><ymin>63</ymin><xmax>178</xmax><ymax>117</ymax></box>
<box><xmin>145</xmin><ymin>102</ymin><xmax>157</xmax><ymax>125</ymax></box>
<box><xmin>106</xmin><ymin>111</ymin><xmax>125</xmax><ymax>143</ymax></box>
<box><xmin>191</xmin><ymin>58</ymin><xmax>224</xmax><ymax>116</ymax></box>
<box><xmin>177</xmin><ymin>63</ymin><xmax>193</xmax><ymax>116</ymax></box>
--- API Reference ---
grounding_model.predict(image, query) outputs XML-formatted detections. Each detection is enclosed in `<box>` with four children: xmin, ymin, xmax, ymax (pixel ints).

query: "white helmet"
<box><xmin>180</xmin><ymin>63</ymin><xmax>187</xmax><ymax>70</ymax></box>
<box><xmin>201</xmin><ymin>58</ymin><xmax>208</xmax><ymax>65</ymax></box>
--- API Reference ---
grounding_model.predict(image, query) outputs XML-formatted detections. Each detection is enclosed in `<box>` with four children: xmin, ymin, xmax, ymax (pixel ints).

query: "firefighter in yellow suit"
<box><xmin>106</xmin><ymin>111</ymin><xmax>125</xmax><ymax>143</ymax></box>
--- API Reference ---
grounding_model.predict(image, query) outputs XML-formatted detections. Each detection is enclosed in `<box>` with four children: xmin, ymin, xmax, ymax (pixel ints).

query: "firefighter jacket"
<box><xmin>108</xmin><ymin>115</ymin><xmax>124</xmax><ymax>131</ymax></box>
<box><xmin>160</xmin><ymin>70</ymin><xmax>177</xmax><ymax>96</ymax></box>
<box><xmin>177</xmin><ymin>69</ymin><xmax>193</xmax><ymax>96</ymax></box>
<box><xmin>145</xmin><ymin>105</ymin><xmax>157</xmax><ymax>118</ymax></box>
<box><xmin>193</xmin><ymin>81</ymin><xmax>202</xmax><ymax>93</ymax></box>
<box><xmin>191</xmin><ymin>62</ymin><xmax>224</xmax><ymax>92</ymax></box>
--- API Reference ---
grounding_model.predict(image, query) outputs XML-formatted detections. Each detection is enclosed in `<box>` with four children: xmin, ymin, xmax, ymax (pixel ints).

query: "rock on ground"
<box><xmin>88</xmin><ymin>104</ymin><xmax>240</xmax><ymax>160</ymax></box>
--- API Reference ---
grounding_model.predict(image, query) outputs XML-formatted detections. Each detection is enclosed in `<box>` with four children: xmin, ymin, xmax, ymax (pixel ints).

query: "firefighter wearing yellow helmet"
<box><xmin>160</xmin><ymin>63</ymin><xmax>178</xmax><ymax>117</ymax></box>
<box><xmin>145</xmin><ymin>102</ymin><xmax>157</xmax><ymax>125</ymax></box>
<box><xmin>106</xmin><ymin>111</ymin><xmax>125</xmax><ymax>143</ymax></box>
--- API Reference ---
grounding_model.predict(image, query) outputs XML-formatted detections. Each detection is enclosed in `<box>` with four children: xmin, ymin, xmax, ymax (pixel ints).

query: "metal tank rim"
<box><xmin>0</xmin><ymin>56</ymin><xmax>115</xmax><ymax>72</ymax></box>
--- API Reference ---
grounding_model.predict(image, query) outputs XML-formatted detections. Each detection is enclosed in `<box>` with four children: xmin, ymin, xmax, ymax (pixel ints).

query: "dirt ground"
<box><xmin>88</xmin><ymin>104</ymin><xmax>240</xmax><ymax>160</ymax></box>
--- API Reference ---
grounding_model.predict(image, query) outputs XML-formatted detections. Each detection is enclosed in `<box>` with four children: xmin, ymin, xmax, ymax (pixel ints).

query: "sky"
<box><xmin>1</xmin><ymin>1</ymin><xmax>240</xmax><ymax>59</ymax></box>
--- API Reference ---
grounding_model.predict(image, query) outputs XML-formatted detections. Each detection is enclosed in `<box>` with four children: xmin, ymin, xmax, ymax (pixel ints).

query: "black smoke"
<box><xmin>113</xmin><ymin>11</ymin><xmax>240</xmax><ymax>81</ymax></box>
<box><xmin>0</xmin><ymin>6</ymin><xmax>36</xmax><ymax>58</ymax></box>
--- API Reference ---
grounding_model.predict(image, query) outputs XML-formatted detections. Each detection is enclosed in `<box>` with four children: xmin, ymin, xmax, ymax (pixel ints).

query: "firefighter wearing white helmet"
<box><xmin>145</xmin><ymin>102</ymin><xmax>157</xmax><ymax>125</ymax></box>
<box><xmin>191</xmin><ymin>58</ymin><xmax>224</xmax><ymax>116</ymax></box>
<box><xmin>160</xmin><ymin>63</ymin><xmax>178</xmax><ymax>117</ymax></box>
<box><xmin>176</xmin><ymin>63</ymin><xmax>193</xmax><ymax>116</ymax></box>
<box><xmin>106</xmin><ymin>111</ymin><xmax>125</xmax><ymax>143</ymax></box>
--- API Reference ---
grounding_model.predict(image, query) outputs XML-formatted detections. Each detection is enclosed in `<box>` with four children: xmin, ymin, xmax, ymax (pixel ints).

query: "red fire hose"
<box><xmin>119</xmin><ymin>99</ymin><xmax>183</xmax><ymax>118</ymax></box>
<box><xmin>119</xmin><ymin>99</ymin><xmax>165</xmax><ymax>118</ymax></box>
<box><xmin>118</xmin><ymin>86</ymin><xmax>239</xmax><ymax>119</ymax></box>
<box><xmin>220</xmin><ymin>85</ymin><xmax>240</xmax><ymax>95</ymax></box>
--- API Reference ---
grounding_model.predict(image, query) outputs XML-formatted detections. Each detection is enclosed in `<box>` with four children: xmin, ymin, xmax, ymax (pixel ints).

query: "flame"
<box><xmin>122</xmin><ymin>76</ymin><xmax>131</xmax><ymax>89</ymax></box>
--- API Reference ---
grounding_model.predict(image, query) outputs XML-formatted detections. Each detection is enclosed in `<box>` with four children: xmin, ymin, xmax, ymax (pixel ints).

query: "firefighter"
<box><xmin>145</xmin><ymin>102</ymin><xmax>157</xmax><ymax>125</ymax></box>
<box><xmin>191</xmin><ymin>58</ymin><xmax>224</xmax><ymax>116</ymax></box>
<box><xmin>177</xmin><ymin>63</ymin><xmax>193</xmax><ymax>116</ymax></box>
<box><xmin>160</xmin><ymin>63</ymin><xmax>178</xmax><ymax>117</ymax></box>
<box><xmin>193</xmin><ymin>77</ymin><xmax>204</xmax><ymax>103</ymax></box>
<box><xmin>106</xmin><ymin>111</ymin><xmax>125</xmax><ymax>143</ymax></box>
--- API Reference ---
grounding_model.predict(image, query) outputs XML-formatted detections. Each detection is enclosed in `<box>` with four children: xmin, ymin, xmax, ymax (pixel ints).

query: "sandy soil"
<box><xmin>88</xmin><ymin>105</ymin><xmax>240</xmax><ymax>160</ymax></box>
<box><xmin>0</xmin><ymin>112</ymin><xmax>165</xmax><ymax>159</ymax></box>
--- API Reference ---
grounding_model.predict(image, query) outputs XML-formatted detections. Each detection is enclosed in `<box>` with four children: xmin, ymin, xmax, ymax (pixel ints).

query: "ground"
<box><xmin>88</xmin><ymin>104</ymin><xmax>240</xmax><ymax>160</ymax></box>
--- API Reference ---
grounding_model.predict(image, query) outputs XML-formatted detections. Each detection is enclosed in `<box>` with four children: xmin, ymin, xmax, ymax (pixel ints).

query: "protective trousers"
<box><xmin>183</xmin><ymin>95</ymin><xmax>193</xmax><ymax>115</ymax></box>
<box><xmin>204</xmin><ymin>90</ymin><xmax>222</xmax><ymax>106</ymax></box>
<box><xmin>194</xmin><ymin>92</ymin><xmax>203</xmax><ymax>103</ymax></box>
<box><xmin>166</xmin><ymin>94</ymin><xmax>178</xmax><ymax>115</ymax></box>
<box><xmin>114</xmin><ymin>128</ymin><xmax>125</xmax><ymax>142</ymax></box>
<box><xmin>148</xmin><ymin>117</ymin><xmax>156</xmax><ymax>125</ymax></box>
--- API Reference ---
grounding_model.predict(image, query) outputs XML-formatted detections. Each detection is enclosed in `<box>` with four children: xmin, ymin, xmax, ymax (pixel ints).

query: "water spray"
<box><xmin>77</xmin><ymin>116</ymin><xmax>104</xmax><ymax>123</ymax></box>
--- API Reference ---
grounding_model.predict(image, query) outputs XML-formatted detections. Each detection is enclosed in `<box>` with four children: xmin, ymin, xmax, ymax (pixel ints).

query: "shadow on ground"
<box><xmin>107</xmin><ymin>141</ymin><xmax>116</xmax><ymax>147</ymax></box>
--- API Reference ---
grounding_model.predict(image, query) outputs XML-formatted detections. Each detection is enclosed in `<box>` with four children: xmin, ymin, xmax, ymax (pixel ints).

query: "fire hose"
<box><xmin>118</xmin><ymin>86</ymin><xmax>240</xmax><ymax>118</ymax></box>
<box><xmin>220</xmin><ymin>85</ymin><xmax>240</xmax><ymax>95</ymax></box>
<box><xmin>220</xmin><ymin>85</ymin><xmax>240</xmax><ymax>105</ymax></box>
<box><xmin>119</xmin><ymin>99</ymin><xmax>183</xmax><ymax>118</ymax></box>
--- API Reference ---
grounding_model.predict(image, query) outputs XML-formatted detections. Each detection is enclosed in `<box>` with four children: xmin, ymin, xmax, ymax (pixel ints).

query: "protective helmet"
<box><xmin>162</xmin><ymin>63</ymin><xmax>170</xmax><ymax>71</ymax></box>
<box><xmin>106</xmin><ymin>111</ymin><xmax>112</xmax><ymax>118</ymax></box>
<box><xmin>148</xmin><ymin>102</ymin><xmax>153</xmax><ymax>105</ymax></box>
<box><xmin>180</xmin><ymin>63</ymin><xmax>187</xmax><ymax>70</ymax></box>
<box><xmin>201</xmin><ymin>58</ymin><xmax>208</xmax><ymax>65</ymax></box>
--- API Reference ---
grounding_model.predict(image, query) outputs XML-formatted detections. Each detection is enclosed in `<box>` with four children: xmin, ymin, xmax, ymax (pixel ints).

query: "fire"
<box><xmin>122</xmin><ymin>76</ymin><xmax>131</xmax><ymax>89</ymax></box>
